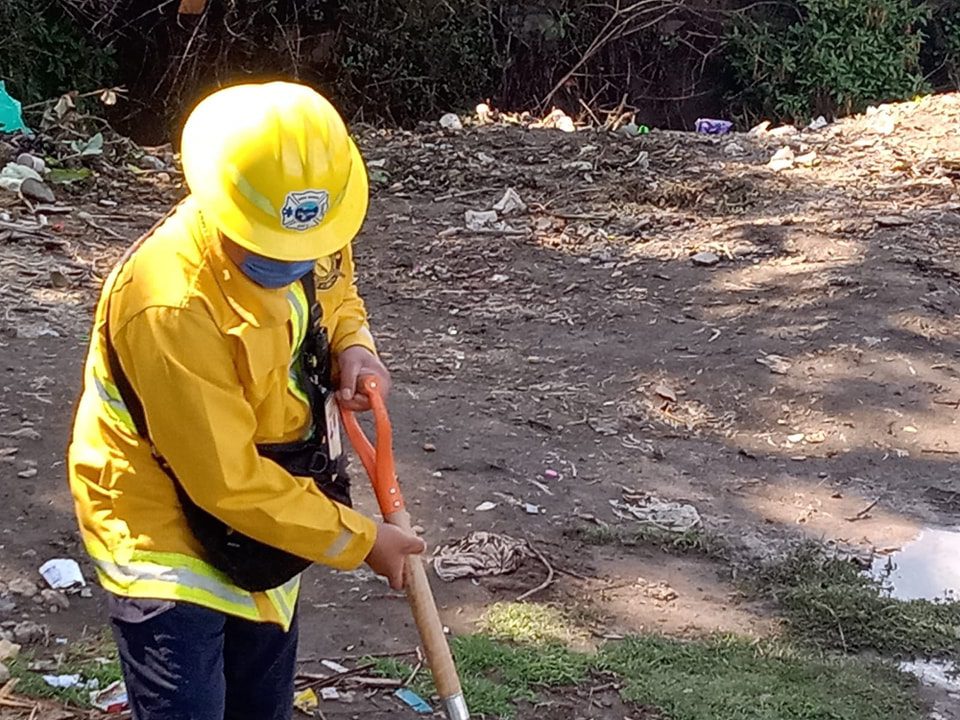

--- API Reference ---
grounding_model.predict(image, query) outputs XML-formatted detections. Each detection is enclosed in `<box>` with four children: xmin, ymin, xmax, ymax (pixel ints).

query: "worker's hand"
<box><xmin>336</xmin><ymin>346</ymin><xmax>391</xmax><ymax>412</ymax></box>
<box><xmin>365</xmin><ymin>523</ymin><xmax>426</xmax><ymax>590</ymax></box>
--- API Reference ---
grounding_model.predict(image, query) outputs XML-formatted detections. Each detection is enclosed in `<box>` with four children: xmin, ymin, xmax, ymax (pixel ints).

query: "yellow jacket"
<box><xmin>68</xmin><ymin>197</ymin><xmax>378</xmax><ymax>629</ymax></box>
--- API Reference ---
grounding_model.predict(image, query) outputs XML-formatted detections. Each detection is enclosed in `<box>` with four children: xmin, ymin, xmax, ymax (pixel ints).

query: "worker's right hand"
<box><xmin>365</xmin><ymin>523</ymin><xmax>426</xmax><ymax>590</ymax></box>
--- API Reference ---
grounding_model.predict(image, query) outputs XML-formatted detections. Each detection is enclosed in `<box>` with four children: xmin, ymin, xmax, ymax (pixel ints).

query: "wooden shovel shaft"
<box><xmin>387</xmin><ymin>509</ymin><xmax>464</xmax><ymax>701</ymax></box>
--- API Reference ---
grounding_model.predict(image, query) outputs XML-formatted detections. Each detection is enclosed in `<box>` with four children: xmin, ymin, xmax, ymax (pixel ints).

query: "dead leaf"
<box><xmin>653</xmin><ymin>382</ymin><xmax>678</xmax><ymax>403</ymax></box>
<box><xmin>756</xmin><ymin>355</ymin><xmax>792</xmax><ymax>375</ymax></box>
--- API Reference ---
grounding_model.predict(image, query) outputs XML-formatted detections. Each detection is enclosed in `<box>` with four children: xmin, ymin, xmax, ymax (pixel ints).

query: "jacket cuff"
<box><xmin>317</xmin><ymin>505</ymin><xmax>378</xmax><ymax>571</ymax></box>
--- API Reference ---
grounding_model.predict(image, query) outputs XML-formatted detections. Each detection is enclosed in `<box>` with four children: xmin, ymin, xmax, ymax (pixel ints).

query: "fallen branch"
<box><xmin>845</xmin><ymin>498</ymin><xmax>880</xmax><ymax>522</ymax></box>
<box><xmin>516</xmin><ymin>544</ymin><xmax>556</xmax><ymax>601</ymax></box>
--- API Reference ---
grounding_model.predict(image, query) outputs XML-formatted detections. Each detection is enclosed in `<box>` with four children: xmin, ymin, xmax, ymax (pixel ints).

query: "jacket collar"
<box><xmin>190</xmin><ymin>199</ymin><xmax>291</xmax><ymax>329</ymax></box>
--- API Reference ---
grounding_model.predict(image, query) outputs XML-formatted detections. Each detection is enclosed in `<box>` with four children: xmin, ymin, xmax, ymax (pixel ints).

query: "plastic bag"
<box><xmin>0</xmin><ymin>82</ymin><xmax>28</xmax><ymax>134</ymax></box>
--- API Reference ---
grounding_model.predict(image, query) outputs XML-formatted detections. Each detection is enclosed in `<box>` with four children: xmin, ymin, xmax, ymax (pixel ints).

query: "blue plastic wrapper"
<box><xmin>695</xmin><ymin>118</ymin><xmax>733</xmax><ymax>135</ymax></box>
<box><xmin>394</xmin><ymin>688</ymin><xmax>432</xmax><ymax>714</ymax></box>
<box><xmin>0</xmin><ymin>82</ymin><xmax>28</xmax><ymax>134</ymax></box>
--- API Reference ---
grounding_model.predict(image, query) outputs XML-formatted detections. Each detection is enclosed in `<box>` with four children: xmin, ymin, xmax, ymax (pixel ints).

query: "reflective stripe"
<box><xmin>92</xmin><ymin>372</ymin><xmax>136</xmax><ymax>434</ymax></box>
<box><xmin>265</xmin><ymin>575</ymin><xmax>300</xmax><ymax>621</ymax></box>
<box><xmin>322</xmin><ymin>529</ymin><xmax>353</xmax><ymax>560</ymax></box>
<box><xmin>286</xmin><ymin>284</ymin><xmax>312</xmax><ymax>434</ymax></box>
<box><xmin>87</xmin><ymin>542</ymin><xmax>299</xmax><ymax>630</ymax></box>
<box><xmin>286</xmin><ymin>283</ymin><xmax>308</xmax><ymax>353</ymax></box>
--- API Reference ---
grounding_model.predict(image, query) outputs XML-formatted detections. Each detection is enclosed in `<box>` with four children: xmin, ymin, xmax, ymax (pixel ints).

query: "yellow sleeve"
<box><xmin>113</xmin><ymin>305</ymin><xmax>377</xmax><ymax>570</ymax></box>
<box><xmin>327</xmin><ymin>243</ymin><xmax>378</xmax><ymax>356</ymax></box>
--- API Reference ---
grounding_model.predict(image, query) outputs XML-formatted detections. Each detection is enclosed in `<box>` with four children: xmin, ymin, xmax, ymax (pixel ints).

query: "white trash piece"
<box><xmin>39</xmin><ymin>558</ymin><xmax>86</xmax><ymax>589</ymax></box>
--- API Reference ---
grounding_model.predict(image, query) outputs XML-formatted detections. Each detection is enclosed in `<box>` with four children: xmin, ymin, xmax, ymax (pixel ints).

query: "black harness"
<box><xmin>103</xmin><ymin>251</ymin><xmax>349</xmax><ymax>592</ymax></box>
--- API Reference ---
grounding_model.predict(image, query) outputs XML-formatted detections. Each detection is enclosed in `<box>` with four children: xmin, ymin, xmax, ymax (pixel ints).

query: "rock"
<box><xmin>0</xmin><ymin>661</ymin><xmax>9</xmax><ymax>684</ymax></box>
<box><xmin>40</xmin><ymin>590</ymin><xmax>69</xmax><ymax>612</ymax></box>
<box><xmin>768</xmin><ymin>146</ymin><xmax>796</xmax><ymax>172</ymax></box>
<box><xmin>16</xmin><ymin>152</ymin><xmax>46</xmax><ymax>174</ymax></box>
<box><xmin>439</xmin><ymin>113</ymin><xmax>462</xmax><ymax>131</ymax></box>
<box><xmin>12</xmin><ymin>620</ymin><xmax>45</xmax><ymax>645</ymax></box>
<box><xmin>8</xmin><ymin>579</ymin><xmax>37</xmax><ymax>598</ymax></box>
<box><xmin>756</xmin><ymin>354</ymin><xmax>792</xmax><ymax>375</ymax></box>
<box><xmin>875</xmin><ymin>214</ymin><xmax>913</xmax><ymax>227</ymax></box>
<box><xmin>0</xmin><ymin>638</ymin><xmax>20</xmax><ymax>661</ymax></box>
<box><xmin>795</xmin><ymin>151</ymin><xmax>819</xmax><ymax>168</ymax></box>
<box><xmin>422</xmin><ymin>443</ymin><xmax>436</xmax><ymax>452</ymax></box>
<box><xmin>724</xmin><ymin>142</ymin><xmax>746</xmax><ymax>156</ymax></box>
<box><xmin>691</xmin><ymin>251</ymin><xmax>720</xmax><ymax>267</ymax></box>
<box><xmin>19</xmin><ymin>177</ymin><xmax>55</xmax><ymax>204</ymax></box>
<box><xmin>0</xmin><ymin>599</ymin><xmax>15</xmax><ymax>615</ymax></box>
<box><xmin>768</xmin><ymin>124</ymin><xmax>798</xmax><ymax>138</ymax></box>
<box><xmin>138</xmin><ymin>154</ymin><xmax>166</xmax><ymax>171</ymax></box>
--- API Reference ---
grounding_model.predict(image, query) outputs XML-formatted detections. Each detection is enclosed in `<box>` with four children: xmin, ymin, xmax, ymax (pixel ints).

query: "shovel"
<box><xmin>340</xmin><ymin>376</ymin><xmax>470</xmax><ymax>720</ymax></box>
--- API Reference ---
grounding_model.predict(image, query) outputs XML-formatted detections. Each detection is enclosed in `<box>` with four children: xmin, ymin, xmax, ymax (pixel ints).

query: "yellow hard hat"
<box><xmin>180</xmin><ymin>81</ymin><xmax>368</xmax><ymax>262</ymax></box>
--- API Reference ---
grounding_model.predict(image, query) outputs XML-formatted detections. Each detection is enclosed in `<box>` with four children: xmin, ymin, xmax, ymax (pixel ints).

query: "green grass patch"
<box><xmin>477</xmin><ymin>602</ymin><xmax>588</xmax><ymax>646</ymax></box>
<box><xmin>371</xmin><ymin>634</ymin><xmax>590</xmax><ymax>718</ymax></box>
<box><xmin>8</xmin><ymin>654</ymin><xmax>121</xmax><ymax>708</ymax></box>
<box><xmin>373</xmin><ymin>632</ymin><xmax>925</xmax><ymax>720</ymax></box>
<box><xmin>598</xmin><ymin>635</ymin><xmax>924</xmax><ymax>720</ymax></box>
<box><xmin>754</xmin><ymin>545</ymin><xmax>960</xmax><ymax>657</ymax></box>
<box><xmin>570</xmin><ymin>523</ymin><xmax>727</xmax><ymax>558</ymax></box>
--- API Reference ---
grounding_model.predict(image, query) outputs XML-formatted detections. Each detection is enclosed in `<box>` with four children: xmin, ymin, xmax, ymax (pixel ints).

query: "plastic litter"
<box><xmin>320</xmin><ymin>659</ymin><xmax>350</xmax><ymax>674</ymax></box>
<box><xmin>43</xmin><ymin>674</ymin><xmax>82</xmax><ymax>689</ymax></box>
<box><xmin>293</xmin><ymin>687</ymin><xmax>318</xmax><ymax>712</ymax></box>
<box><xmin>439</xmin><ymin>113</ymin><xmax>463</xmax><ymax>131</ymax></box>
<box><xmin>617</xmin><ymin>122</ymin><xmax>650</xmax><ymax>137</ymax></box>
<box><xmin>39</xmin><ymin>558</ymin><xmax>86</xmax><ymax>589</ymax></box>
<box><xmin>492</xmin><ymin>187</ymin><xmax>527</xmax><ymax>215</ymax></box>
<box><xmin>610</xmin><ymin>490</ymin><xmax>701</xmax><ymax>533</ymax></box>
<box><xmin>695</xmin><ymin>118</ymin><xmax>733</xmax><ymax>135</ymax></box>
<box><xmin>0</xmin><ymin>82</ymin><xmax>28</xmax><ymax>134</ymax></box>
<box><xmin>90</xmin><ymin>681</ymin><xmax>129</xmax><ymax>713</ymax></box>
<box><xmin>394</xmin><ymin>688</ymin><xmax>432</xmax><ymax>714</ymax></box>
<box><xmin>320</xmin><ymin>687</ymin><xmax>340</xmax><ymax>700</ymax></box>
<box><xmin>0</xmin><ymin>162</ymin><xmax>42</xmax><ymax>194</ymax></box>
<box><xmin>464</xmin><ymin>209</ymin><xmax>500</xmax><ymax>231</ymax></box>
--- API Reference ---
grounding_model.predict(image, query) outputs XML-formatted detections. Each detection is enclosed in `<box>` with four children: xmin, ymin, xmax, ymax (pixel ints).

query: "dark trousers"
<box><xmin>109</xmin><ymin>597</ymin><xmax>298</xmax><ymax>720</ymax></box>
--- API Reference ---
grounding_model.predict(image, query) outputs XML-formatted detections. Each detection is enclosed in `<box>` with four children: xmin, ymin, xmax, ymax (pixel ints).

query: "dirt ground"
<box><xmin>4</xmin><ymin>94</ymin><xmax>960</xmax><ymax>717</ymax></box>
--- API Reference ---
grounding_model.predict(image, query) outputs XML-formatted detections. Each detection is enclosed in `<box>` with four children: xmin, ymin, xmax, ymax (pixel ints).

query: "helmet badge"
<box><xmin>281</xmin><ymin>190</ymin><xmax>330</xmax><ymax>231</ymax></box>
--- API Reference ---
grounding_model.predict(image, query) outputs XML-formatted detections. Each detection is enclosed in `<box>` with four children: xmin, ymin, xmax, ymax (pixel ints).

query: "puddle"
<box><xmin>900</xmin><ymin>659</ymin><xmax>960</xmax><ymax>695</ymax></box>
<box><xmin>870</xmin><ymin>527</ymin><xmax>960</xmax><ymax>601</ymax></box>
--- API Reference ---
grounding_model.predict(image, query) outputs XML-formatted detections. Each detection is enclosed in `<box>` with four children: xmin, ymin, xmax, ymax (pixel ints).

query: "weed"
<box><xmin>753</xmin><ymin>545</ymin><xmax>960</xmax><ymax>657</ymax></box>
<box><xmin>571</xmin><ymin>523</ymin><xmax>727</xmax><ymax>558</ymax></box>
<box><xmin>598</xmin><ymin>634</ymin><xmax>925</xmax><ymax>720</ymax></box>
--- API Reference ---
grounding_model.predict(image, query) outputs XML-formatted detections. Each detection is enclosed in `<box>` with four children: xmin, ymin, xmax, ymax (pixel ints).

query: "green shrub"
<box><xmin>0</xmin><ymin>0</ymin><xmax>115</xmax><ymax>104</ymax></box>
<box><xmin>727</xmin><ymin>0</ymin><xmax>932</xmax><ymax>124</ymax></box>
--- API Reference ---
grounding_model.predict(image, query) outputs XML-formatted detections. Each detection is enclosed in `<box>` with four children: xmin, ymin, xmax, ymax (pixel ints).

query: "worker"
<box><xmin>67</xmin><ymin>82</ymin><xmax>425</xmax><ymax>720</ymax></box>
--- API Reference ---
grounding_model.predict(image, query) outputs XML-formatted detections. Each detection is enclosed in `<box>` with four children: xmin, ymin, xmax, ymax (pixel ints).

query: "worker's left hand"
<box><xmin>336</xmin><ymin>346</ymin><xmax>391</xmax><ymax>411</ymax></box>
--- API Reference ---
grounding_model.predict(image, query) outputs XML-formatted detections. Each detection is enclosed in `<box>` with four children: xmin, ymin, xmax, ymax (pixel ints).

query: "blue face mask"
<box><xmin>238</xmin><ymin>255</ymin><xmax>316</xmax><ymax>289</ymax></box>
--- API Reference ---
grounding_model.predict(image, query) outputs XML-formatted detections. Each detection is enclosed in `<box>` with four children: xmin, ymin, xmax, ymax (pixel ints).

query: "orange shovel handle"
<box><xmin>338</xmin><ymin>376</ymin><xmax>405</xmax><ymax>517</ymax></box>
